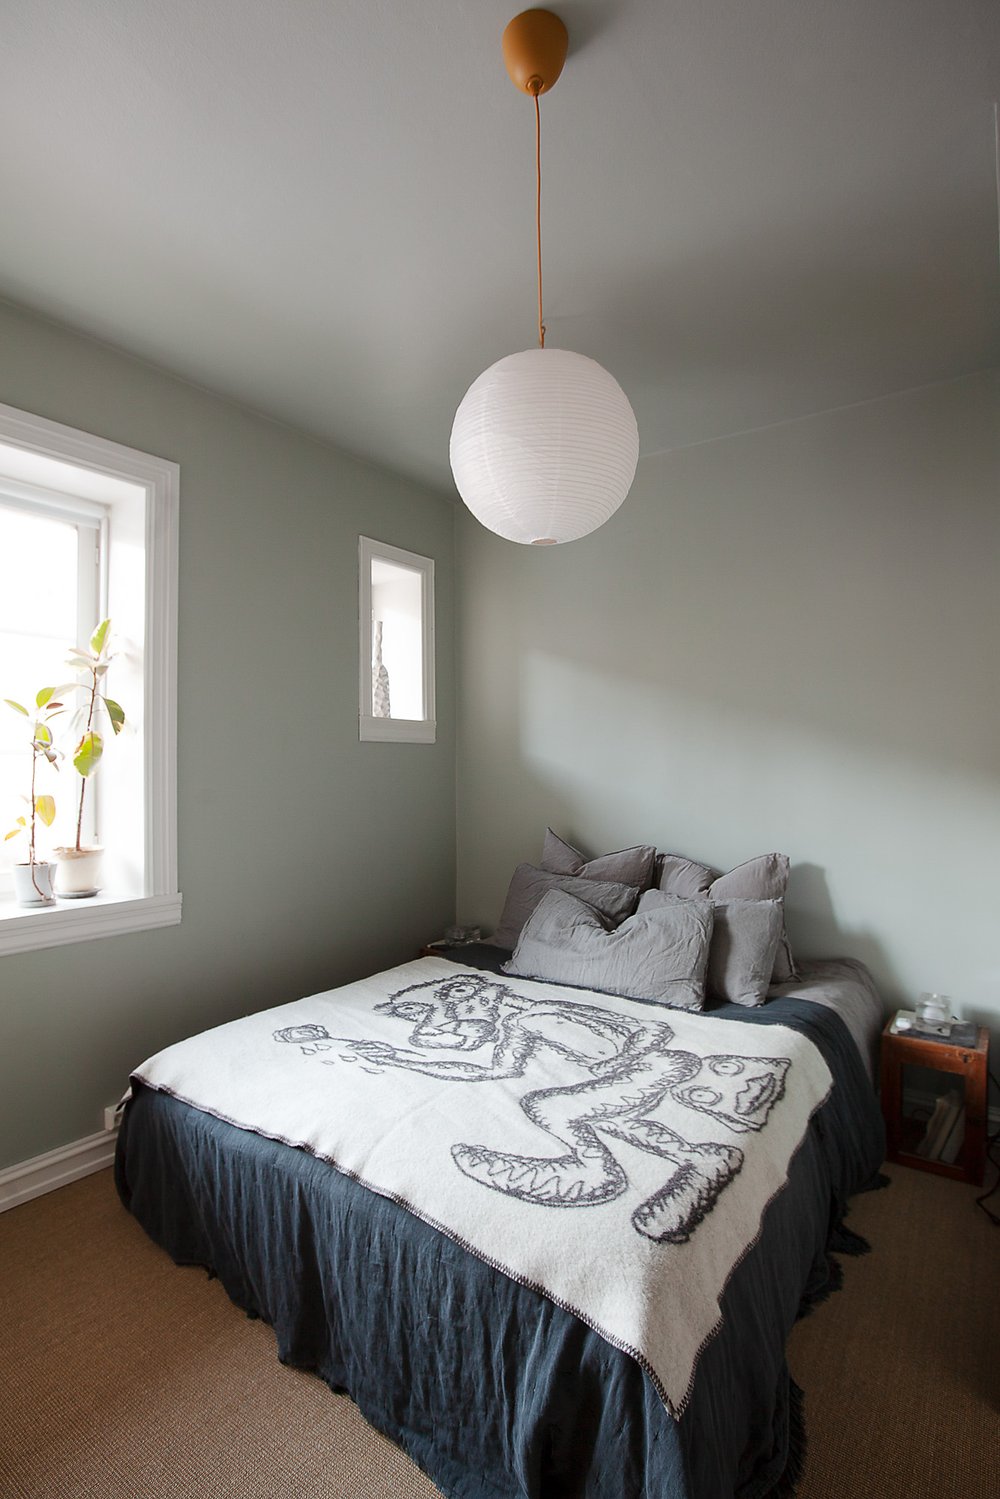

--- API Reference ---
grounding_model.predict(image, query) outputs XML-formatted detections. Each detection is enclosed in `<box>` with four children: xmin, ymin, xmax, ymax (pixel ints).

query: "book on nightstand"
<box><xmin>915</xmin><ymin>1090</ymin><xmax>963</xmax><ymax>1160</ymax></box>
<box><xmin>938</xmin><ymin>1107</ymin><xmax>966</xmax><ymax>1166</ymax></box>
<box><xmin>889</xmin><ymin>1011</ymin><xmax>977</xmax><ymax>1048</ymax></box>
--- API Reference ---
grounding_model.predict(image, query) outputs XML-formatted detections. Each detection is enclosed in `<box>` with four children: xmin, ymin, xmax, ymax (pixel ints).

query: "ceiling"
<box><xmin>3</xmin><ymin>1</ymin><xmax>999</xmax><ymax>495</ymax></box>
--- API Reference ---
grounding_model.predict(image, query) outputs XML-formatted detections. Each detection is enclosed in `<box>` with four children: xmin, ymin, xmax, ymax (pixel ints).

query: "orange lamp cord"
<box><xmin>534</xmin><ymin>87</ymin><xmax>545</xmax><ymax>349</ymax></box>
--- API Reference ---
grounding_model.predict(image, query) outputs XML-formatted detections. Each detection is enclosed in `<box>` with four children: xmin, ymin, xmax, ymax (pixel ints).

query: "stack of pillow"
<box><xmin>491</xmin><ymin>829</ymin><xmax>796</xmax><ymax>1011</ymax></box>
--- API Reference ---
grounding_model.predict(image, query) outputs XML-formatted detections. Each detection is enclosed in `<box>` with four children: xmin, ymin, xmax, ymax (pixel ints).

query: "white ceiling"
<box><xmin>3</xmin><ymin>1</ymin><xmax>998</xmax><ymax>494</ymax></box>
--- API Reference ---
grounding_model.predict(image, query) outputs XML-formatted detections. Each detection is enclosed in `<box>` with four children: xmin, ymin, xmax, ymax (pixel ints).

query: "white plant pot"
<box><xmin>12</xmin><ymin>862</ymin><xmax>57</xmax><ymax>906</ymax></box>
<box><xmin>54</xmin><ymin>845</ymin><xmax>104</xmax><ymax>898</ymax></box>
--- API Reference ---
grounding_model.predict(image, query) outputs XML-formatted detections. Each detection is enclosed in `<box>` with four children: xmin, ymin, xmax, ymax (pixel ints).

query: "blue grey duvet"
<box><xmin>115</xmin><ymin>953</ymin><xmax>884</xmax><ymax>1499</ymax></box>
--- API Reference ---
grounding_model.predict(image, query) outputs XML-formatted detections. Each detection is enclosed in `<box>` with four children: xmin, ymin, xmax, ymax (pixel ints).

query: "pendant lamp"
<box><xmin>450</xmin><ymin>10</ymin><xmax>639</xmax><ymax>546</ymax></box>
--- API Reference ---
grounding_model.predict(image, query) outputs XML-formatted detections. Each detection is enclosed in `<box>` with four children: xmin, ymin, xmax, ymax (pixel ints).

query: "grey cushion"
<box><xmin>491</xmin><ymin>863</ymin><xmax>640</xmax><ymax>952</ymax></box>
<box><xmin>643</xmin><ymin>891</ymin><xmax>783</xmax><ymax>1007</ymax></box>
<box><xmin>542</xmin><ymin>828</ymin><xmax>657</xmax><ymax>892</ymax></box>
<box><xmin>708</xmin><ymin>854</ymin><xmax>796</xmax><ymax>982</ymax></box>
<box><xmin>654</xmin><ymin>852</ymin><xmax>715</xmax><ymax>897</ymax></box>
<box><xmin>656</xmin><ymin>850</ymin><xmax>797</xmax><ymax>982</ymax></box>
<box><xmin>503</xmin><ymin>888</ymin><xmax>713</xmax><ymax>1009</ymax></box>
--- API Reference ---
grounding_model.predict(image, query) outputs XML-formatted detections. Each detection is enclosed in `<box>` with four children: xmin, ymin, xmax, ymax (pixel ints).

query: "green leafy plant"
<box><xmin>61</xmin><ymin>619</ymin><xmax>126</xmax><ymax>853</ymax></box>
<box><xmin>3</xmin><ymin>688</ymin><xmax>63</xmax><ymax>893</ymax></box>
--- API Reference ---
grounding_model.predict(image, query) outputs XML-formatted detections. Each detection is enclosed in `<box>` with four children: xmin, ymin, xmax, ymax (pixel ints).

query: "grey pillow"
<box><xmin>503</xmin><ymin>888</ymin><xmax>713</xmax><ymax>1008</ymax></box>
<box><xmin>542</xmin><ymin>828</ymin><xmax>657</xmax><ymax>892</ymax></box>
<box><xmin>643</xmin><ymin>891</ymin><xmax>783</xmax><ymax>1007</ymax></box>
<box><xmin>708</xmin><ymin>854</ymin><xmax>796</xmax><ymax>983</ymax></box>
<box><xmin>654</xmin><ymin>852</ymin><xmax>715</xmax><ymax>897</ymax></box>
<box><xmin>491</xmin><ymin>863</ymin><xmax>640</xmax><ymax>952</ymax></box>
<box><xmin>656</xmin><ymin>850</ymin><xmax>797</xmax><ymax>982</ymax></box>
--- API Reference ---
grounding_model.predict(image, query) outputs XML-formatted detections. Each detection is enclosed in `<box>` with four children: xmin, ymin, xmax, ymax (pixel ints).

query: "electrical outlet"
<box><xmin>103</xmin><ymin>1104</ymin><xmax>121</xmax><ymax>1133</ymax></box>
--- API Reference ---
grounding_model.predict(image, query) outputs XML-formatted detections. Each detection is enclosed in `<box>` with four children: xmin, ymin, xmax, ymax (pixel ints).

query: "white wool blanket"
<box><xmin>132</xmin><ymin>957</ymin><xmax>832</xmax><ymax>1415</ymax></box>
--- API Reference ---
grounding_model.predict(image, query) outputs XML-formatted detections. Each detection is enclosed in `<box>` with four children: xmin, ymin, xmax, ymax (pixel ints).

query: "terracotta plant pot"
<box><xmin>12</xmin><ymin>862</ymin><xmax>57</xmax><ymax>906</ymax></box>
<box><xmin>54</xmin><ymin>845</ymin><xmax>104</xmax><ymax>898</ymax></box>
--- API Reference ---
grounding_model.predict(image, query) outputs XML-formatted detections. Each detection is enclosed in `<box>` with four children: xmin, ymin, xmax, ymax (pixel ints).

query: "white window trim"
<box><xmin>0</xmin><ymin>402</ymin><xmax>180</xmax><ymax>956</ymax></box>
<box><xmin>359</xmin><ymin>536</ymin><xmax>436</xmax><ymax>744</ymax></box>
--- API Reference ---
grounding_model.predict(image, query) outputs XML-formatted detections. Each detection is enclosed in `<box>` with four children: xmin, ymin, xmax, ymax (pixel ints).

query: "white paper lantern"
<box><xmin>450</xmin><ymin>347</ymin><xmax>639</xmax><ymax>545</ymax></box>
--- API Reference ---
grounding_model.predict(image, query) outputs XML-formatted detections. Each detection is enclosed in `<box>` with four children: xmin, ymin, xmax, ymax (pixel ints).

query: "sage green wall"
<box><xmin>0</xmin><ymin>299</ymin><xmax>456</xmax><ymax>1169</ymax></box>
<box><xmin>456</xmin><ymin>371</ymin><xmax>1000</xmax><ymax>1046</ymax></box>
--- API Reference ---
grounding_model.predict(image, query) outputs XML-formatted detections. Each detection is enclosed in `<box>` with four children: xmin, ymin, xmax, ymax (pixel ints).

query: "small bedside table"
<box><xmin>880</xmin><ymin>1016</ymin><xmax>989</xmax><ymax>1186</ymax></box>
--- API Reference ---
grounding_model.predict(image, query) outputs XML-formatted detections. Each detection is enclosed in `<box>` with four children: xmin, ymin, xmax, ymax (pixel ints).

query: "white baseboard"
<box><xmin>0</xmin><ymin>1128</ymin><xmax>118</xmax><ymax>1214</ymax></box>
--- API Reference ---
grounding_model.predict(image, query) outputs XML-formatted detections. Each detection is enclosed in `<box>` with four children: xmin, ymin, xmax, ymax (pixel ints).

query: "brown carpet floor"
<box><xmin>0</xmin><ymin>1163</ymin><xmax>996</xmax><ymax>1498</ymax></box>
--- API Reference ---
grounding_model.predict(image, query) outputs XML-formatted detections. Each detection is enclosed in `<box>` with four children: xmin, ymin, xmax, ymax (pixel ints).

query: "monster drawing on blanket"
<box><xmin>273</xmin><ymin>973</ymin><xmax>791</xmax><ymax>1247</ymax></box>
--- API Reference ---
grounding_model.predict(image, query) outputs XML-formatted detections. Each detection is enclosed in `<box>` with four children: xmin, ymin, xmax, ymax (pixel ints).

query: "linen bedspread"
<box><xmin>116</xmin><ymin>957</ymin><xmax>885</xmax><ymax>1499</ymax></box>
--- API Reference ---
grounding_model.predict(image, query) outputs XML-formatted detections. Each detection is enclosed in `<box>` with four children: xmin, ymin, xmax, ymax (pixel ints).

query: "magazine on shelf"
<box><xmin>915</xmin><ymin>1089</ymin><xmax>963</xmax><ymax>1160</ymax></box>
<box><xmin>938</xmin><ymin>1108</ymin><xmax>966</xmax><ymax>1166</ymax></box>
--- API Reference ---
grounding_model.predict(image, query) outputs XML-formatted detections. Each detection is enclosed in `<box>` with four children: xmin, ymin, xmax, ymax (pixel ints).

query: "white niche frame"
<box><xmin>358</xmin><ymin>536</ymin><xmax>436</xmax><ymax>744</ymax></box>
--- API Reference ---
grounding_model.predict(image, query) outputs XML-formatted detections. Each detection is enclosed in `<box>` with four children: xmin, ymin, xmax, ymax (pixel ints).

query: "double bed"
<box><xmin>115</xmin><ymin>942</ymin><xmax>885</xmax><ymax>1499</ymax></box>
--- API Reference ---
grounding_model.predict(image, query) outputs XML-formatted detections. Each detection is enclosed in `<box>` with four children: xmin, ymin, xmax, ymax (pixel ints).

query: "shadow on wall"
<box><xmin>786</xmin><ymin>863</ymin><xmax>898</xmax><ymax>998</ymax></box>
<box><xmin>459</xmin><ymin>658</ymin><xmax>1000</xmax><ymax>1021</ymax></box>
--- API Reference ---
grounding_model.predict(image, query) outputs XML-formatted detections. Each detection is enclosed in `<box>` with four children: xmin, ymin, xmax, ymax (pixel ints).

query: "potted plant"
<box><xmin>4</xmin><ymin>689</ymin><xmax>62</xmax><ymax>906</ymax></box>
<box><xmin>52</xmin><ymin>618</ymin><xmax>126</xmax><ymax>898</ymax></box>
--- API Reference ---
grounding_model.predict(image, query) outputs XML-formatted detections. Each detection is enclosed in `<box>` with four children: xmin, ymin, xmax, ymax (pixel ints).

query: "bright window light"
<box><xmin>0</xmin><ymin>500</ymin><xmax>100</xmax><ymax>877</ymax></box>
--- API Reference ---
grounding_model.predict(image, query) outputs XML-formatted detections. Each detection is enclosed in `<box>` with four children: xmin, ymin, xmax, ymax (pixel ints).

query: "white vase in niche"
<box><xmin>12</xmin><ymin>862</ymin><xmax>57</xmax><ymax>906</ymax></box>
<box><xmin>372</xmin><ymin>619</ymin><xmax>391</xmax><ymax>719</ymax></box>
<box><xmin>54</xmin><ymin>845</ymin><xmax>104</xmax><ymax>898</ymax></box>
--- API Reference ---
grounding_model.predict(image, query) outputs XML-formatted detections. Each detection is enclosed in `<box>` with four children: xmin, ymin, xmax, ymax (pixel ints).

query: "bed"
<box><xmin>115</xmin><ymin>942</ymin><xmax>885</xmax><ymax>1499</ymax></box>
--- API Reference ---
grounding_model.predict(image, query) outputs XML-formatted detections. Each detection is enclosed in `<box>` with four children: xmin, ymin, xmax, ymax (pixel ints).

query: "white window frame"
<box><xmin>0</xmin><ymin>401</ymin><xmax>180</xmax><ymax>957</ymax></box>
<box><xmin>358</xmin><ymin>536</ymin><xmax>436</xmax><ymax>744</ymax></box>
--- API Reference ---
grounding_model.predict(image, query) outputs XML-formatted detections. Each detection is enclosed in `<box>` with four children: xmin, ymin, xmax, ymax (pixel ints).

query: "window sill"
<box><xmin>360</xmin><ymin>716</ymin><xmax>436</xmax><ymax>744</ymax></box>
<box><xmin>0</xmin><ymin>891</ymin><xmax>182</xmax><ymax>957</ymax></box>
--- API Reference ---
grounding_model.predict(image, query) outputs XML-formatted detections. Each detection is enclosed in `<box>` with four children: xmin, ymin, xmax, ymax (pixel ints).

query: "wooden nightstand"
<box><xmin>880</xmin><ymin>1016</ymin><xmax>989</xmax><ymax>1186</ymax></box>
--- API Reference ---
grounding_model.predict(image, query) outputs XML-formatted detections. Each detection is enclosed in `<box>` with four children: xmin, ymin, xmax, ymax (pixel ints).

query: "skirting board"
<box><xmin>0</xmin><ymin>1129</ymin><xmax>118</xmax><ymax>1214</ymax></box>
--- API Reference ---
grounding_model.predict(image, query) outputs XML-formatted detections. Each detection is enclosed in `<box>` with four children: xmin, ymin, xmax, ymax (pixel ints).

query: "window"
<box><xmin>358</xmin><ymin>537</ymin><xmax>435</xmax><ymax>743</ymax></box>
<box><xmin>0</xmin><ymin>402</ymin><xmax>179</xmax><ymax>956</ymax></box>
<box><xmin>0</xmin><ymin>491</ymin><xmax>103</xmax><ymax>876</ymax></box>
